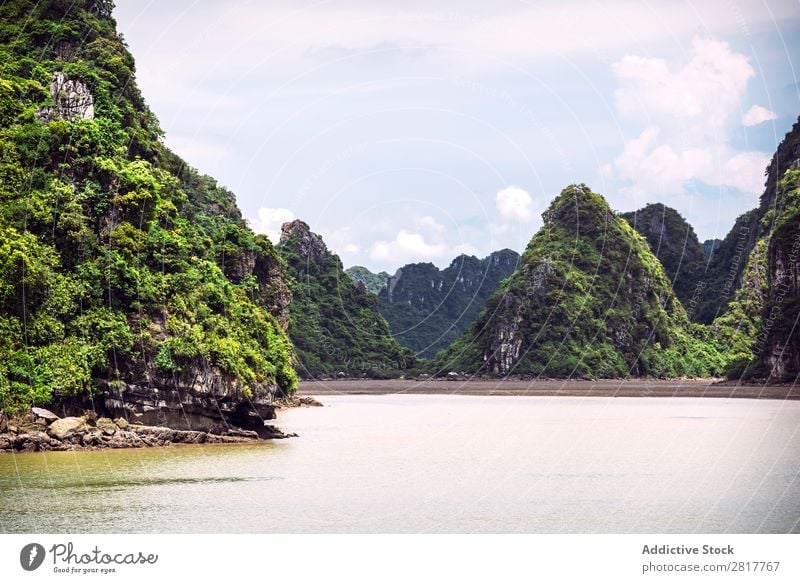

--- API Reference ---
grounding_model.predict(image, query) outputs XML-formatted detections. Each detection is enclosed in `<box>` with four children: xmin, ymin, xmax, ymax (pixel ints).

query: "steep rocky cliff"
<box><xmin>278</xmin><ymin>220</ymin><xmax>414</xmax><ymax>377</ymax></box>
<box><xmin>691</xmin><ymin>209</ymin><xmax>761</xmax><ymax>323</ymax></box>
<box><xmin>0</xmin><ymin>0</ymin><xmax>296</xmax><ymax>431</ymax></box>
<box><xmin>437</xmin><ymin>185</ymin><xmax>724</xmax><ymax>378</ymax></box>
<box><xmin>756</xmin><ymin>120</ymin><xmax>800</xmax><ymax>380</ymax></box>
<box><xmin>375</xmin><ymin>249</ymin><xmax>520</xmax><ymax>357</ymax></box>
<box><xmin>762</xmin><ymin>189</ymin><xmax>800</xmax><ymax>379</ymax></box>
<box><xmin>711</xmin><ymin>118</ymin><xmax>800</xmax><ymax>381</ymax></box>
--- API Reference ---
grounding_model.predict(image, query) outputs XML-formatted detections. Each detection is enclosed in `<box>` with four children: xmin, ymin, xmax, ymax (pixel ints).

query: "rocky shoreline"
<box><xmin>0</xmin><ymin>399</ymin><xmax>322</xmax><ymax>454</ymax></box>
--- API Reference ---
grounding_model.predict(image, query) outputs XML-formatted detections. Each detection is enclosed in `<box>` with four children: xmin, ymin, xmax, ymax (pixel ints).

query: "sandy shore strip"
<box><xmin>297</xmin><ymin>378</ymin><xmax>800</xmax><ymax>400</ymax></box>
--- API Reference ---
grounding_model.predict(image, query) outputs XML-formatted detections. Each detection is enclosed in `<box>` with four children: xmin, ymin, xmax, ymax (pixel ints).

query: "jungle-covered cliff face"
<box><xmin>742</xmin><ymin>119</ymin><xmax>800</xmax><ymax>380</ymax></box>
<box><xmin>690</xmin><ymin>209</ymin><xmax>761</xmax><ymax>324</ymax></box>
<box><xmin>620</xmin><ymin>203</ymin><xmax>707</xmax><ymax>314</ymax></box>
<box><xmin>0</xmin><ymin>0</ymin><xmax>297</xmax><ymax>425</ymax></box>
<box><xmin>761</xmin><ymin>175</ymin><xmax>800</xmax><ymax>380</ymax></box>
<box><xmin>373</xmin><ymin>250</ymin><xmax>520</xmax><ymax>358</ymax></box>
<box><xmin>688</xmin><ymin>123</ymin><xmax>800</xmax><ymax>329</ymax></box>
<box><xmin>278</xmin><ymin>220</ymin><xmax>414</xmax><ymax>378</ymax></box>
<box><xmin>704</xmin><ymin>118</ymin><xmax>800</xmax><ymax>382</ymax></box>
<box><xmin>436</xmin><ymin>185</ymin><xmax>726</xmax><ymax>378</ymax></box>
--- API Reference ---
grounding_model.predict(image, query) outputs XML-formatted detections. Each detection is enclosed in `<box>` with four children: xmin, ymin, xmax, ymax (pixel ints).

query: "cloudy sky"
<box><xmin>114</xmin><ymin>0</ymin><xmax>800</xmax><ymax>272</ymax></box>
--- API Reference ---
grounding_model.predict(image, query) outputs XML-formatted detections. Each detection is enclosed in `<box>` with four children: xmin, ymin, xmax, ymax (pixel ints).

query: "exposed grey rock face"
<box><xmin>224</xmin><ymin>245</ymin><xmax>292</xmax><ymax>330</ymax></box>
<box><xmin>102</xmin><ymin>361</ymin><xmax>279</xmax><ymax>437</ymax></box>
<box><xmin>254</xmin><ymin>247</ymin><xmax>293</xmax><ymax>330</ymax></box>
<box><xmin>280</xmin><ymin>220</ymin><xmax>330</xmax><ymax>273</ymax></box>
<box><xmin>764</xmin><ymin>199</ymin><xmax>800</xmax><ymax>379</ymax></box>
<box><xmin>36</xmin><ymin>72</ymin><xmax>94</xmax><ymax>122</ymax></box>
<box><xmin>751</xmin><ymin>119</ymin><xmax>800</xmax><ymax>381</ymax></box>
<box><xmin>483</xmin><ymin>293</ymin><xmax>524</xmax><ymax>374</ymax></box>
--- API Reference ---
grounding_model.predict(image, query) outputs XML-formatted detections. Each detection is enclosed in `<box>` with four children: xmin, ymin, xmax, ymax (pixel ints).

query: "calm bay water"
<box><xmin>1</xmin><ymin>395</ymin><xmax>798</xmax><ymax>533</ymax></box>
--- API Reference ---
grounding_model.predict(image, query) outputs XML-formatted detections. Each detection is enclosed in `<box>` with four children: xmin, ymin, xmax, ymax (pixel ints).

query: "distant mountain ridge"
<box><xmin>347</xmin><ymin>250</ymin><xmax>520</xmax><ymax>358</ymax></box>
<box><xmin>345</xmin><ymin>266</ymin><xmax>390</xmax><ymax>294</ymax></box>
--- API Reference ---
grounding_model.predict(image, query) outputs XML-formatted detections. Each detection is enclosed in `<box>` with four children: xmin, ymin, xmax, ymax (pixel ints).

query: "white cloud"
<box><xmin>609</xmin><ymin>127</ymin><xmax>712</xmax><ymax>196</ymax></box>
<box><xmin>612</xmin><ymin>38</ymin><xmax>754</xmax><ymax>138</ymax></box>
<box><xmin>118</xmin><ymin>1</ymin><xmax>800</xmax><ymax>80</ymax></box>
<box><xmin>250</xmin><ymin>207</ymin><xmax>295</xmax><ymax>243</ymax></box>
<box><xmin>496</xmin><ymin>186</ymin><xmax>534</xmax><ymax>221</ymax></box>
<box><xmin>369</xmin><ymin>230</ymin><xmax>449</xmax><ymax>264</ymax></box>
<box><xmin>742</xmin><ymin>105</ymin><xmax>778</xmax><ymax>126</ymax></box>
<box><xmin>605</xmin><ymin>37</ymin><xmax>770</xmax><ymax>199</ymax></box>
<box><xmin>724</xmin><ymin>152</ymin><xmax>770</xmax><ymax>193</ymax></box>
<box><xmin>414</xmin><ymin>215</ymin><xmax>446</xmax><ymax>233</ymax></box>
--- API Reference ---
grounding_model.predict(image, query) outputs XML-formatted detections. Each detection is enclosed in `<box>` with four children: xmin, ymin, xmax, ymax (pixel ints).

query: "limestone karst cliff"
<box><xmin>278</xmin><ymin>220</ymin><xmax>414</xmax><ymax>377</ymax></box>
<box><xmin>0</xmin><ymin>0</ymin><xmax>296</xmax><ymax>431</ymax></box>
<box><xmin>436</xmin><ymin>185</ymin><xmax>724</xmax><ymax>378</ymax></box>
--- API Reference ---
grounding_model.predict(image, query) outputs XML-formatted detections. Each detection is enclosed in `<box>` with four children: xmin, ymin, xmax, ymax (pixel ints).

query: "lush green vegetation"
<box><xmin>759</xmin><ymin>166</ymin><xmax>800</xmax><ymax>378</ymax></box>
<box><xmin>0</xmin><ymin>0</ymin><xmax>296</xmax><ymax>413</ymax></box>
<box><xmin>710</xmin><ymin>119</ymin><xmax>800</xmax><ymax>380</ymax></box>
<box><xmin>375</xmin><ymin>250</ymin><xmax>519</xmax><ymax>358</ymax></box>
<box><xmin>711</xmin><ymin>240</ymin><xmax>768</xmax><ymax>377</ymax></box>
<box><xmin>620</xmin><ymin>203</ymin><xmax>707</xmax><ymax>314</ymax></box>
<box><xmin>278</xmin><ymin>220</ymin><xmax>415</xmax><ymax>378</ymax></box>
<box><xmin>345</xmin><ymin>266</ymin><xmax>389</xmax><ymax>295</ymax></box>
<box><xmin>691</xmin><ymin>209</ymin><xmax>761</xmax><ymax>324</ymax></box>
<box><xmin>436</xmin><ymin>185</ymin><xmax>727</xmax><ymax>378</ymax></box>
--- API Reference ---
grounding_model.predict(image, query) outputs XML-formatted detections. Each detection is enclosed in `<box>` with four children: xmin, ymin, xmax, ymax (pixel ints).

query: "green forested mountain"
<box><xmin>691</xmin><ymin>209</ymin><xmax>761</xmax><ymax>323</ymax></box>
<box><xmin>345</xmin><ymin>265</ymin><xmax>389</xmax><ymax>295</ymax></box>
<box><xmin>436</xmin><ymin>185</ymin><xmax>725</xmax><ymax>378</ymax></box>
<box><xmin>0</xmin><ymin>0</ymin><xmax>296</xmax><ymax>422</ymax></box>
<box><xmin>436</xmin><ymin>119</ymin><xmax>800</xmax><ymax>381</ymax></box>
<box><xmin>376</xmin><ymin>250</ymin><xmax>519</xmax><ymax>358</ymax></box>
<box><xmin>620</xmin><ymin>203</ymin><xmax>707</xmax><ymax>313</ymax></box>
<box><xmin>714</xmin><ymin>118</ymin><xmax>800</xmax><ymax>381</ymax></box>
<box><xmin>278</xmin><ymin>220</ymin><xmax>414</xmax><ymax>377</ymax></box>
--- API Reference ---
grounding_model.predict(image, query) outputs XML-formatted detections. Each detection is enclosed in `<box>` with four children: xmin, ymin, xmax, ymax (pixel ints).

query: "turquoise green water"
<box><xmin>1</xmin><ymin>395</ymin><xmax>798</xmax><ymax>533</ymax></box>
